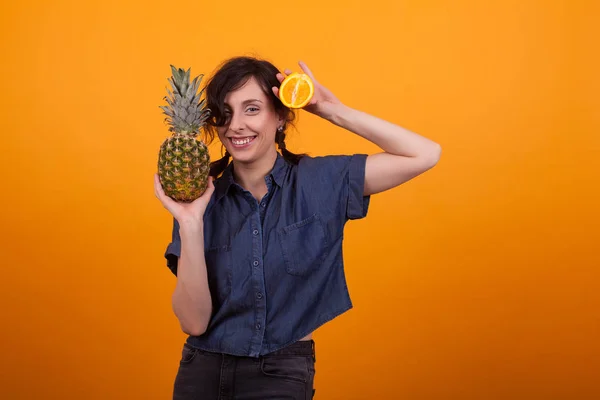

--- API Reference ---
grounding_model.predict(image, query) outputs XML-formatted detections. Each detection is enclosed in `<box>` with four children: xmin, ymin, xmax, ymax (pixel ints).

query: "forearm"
<box><xmin>328</xmin><ymin>103</ymin><xmax>440</xmax><ymax>158</ymax></box>
<box><xmin>172</xmin><ymin>221</ymin><xmax>212</xmax><ymax>336</ymax></box>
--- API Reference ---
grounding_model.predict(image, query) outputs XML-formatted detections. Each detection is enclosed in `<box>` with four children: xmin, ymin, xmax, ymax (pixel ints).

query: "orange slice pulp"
<box><xmin>278</xmin><ymin>72</ymin><xmax>314</xmax><ymax>108</ymax></box>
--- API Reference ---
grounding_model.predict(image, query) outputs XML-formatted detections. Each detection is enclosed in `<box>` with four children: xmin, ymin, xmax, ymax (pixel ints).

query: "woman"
<box><xmin>154</xmin><ymin>56</ymin><xmax>441</xmax><ymax>399</ymax></box>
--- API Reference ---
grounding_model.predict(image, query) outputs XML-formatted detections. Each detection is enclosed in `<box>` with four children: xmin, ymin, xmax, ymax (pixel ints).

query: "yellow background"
<box><xmin>1</xmin><ymin>0</ymin><xmax>598</xmax><ymax>398</ymax></box>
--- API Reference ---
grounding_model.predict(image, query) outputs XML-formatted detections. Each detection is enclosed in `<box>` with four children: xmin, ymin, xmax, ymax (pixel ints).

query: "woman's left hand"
<box><xmin>273</xmin><ymin>61</ymin><xmax>342</xmax><ymax>121</ymax></box>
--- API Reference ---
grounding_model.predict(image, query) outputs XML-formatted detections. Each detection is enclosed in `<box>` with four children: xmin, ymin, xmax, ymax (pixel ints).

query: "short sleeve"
<box><xmin>346</xmin><ymin>154</ymin><xmax>371</xmax><ymax>220</ymax></box>
<box><xmin>164</xmin><ymin>217</ymin><xmax>181</xmax><ymax>275</ymax></box>
<box><xmin>299</xmin><ymin>154</ymin><xmax>371</xmax><ymax>221</ymax></box>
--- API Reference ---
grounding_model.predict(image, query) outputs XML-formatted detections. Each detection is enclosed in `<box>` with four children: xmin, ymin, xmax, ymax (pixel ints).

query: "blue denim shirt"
<box><xmin>164</xmin><ymin>152</ymin><xmax>370</xmax><ymax>357</ymax></box>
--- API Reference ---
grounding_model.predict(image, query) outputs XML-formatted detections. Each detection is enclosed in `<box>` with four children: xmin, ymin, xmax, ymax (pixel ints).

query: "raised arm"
<box><xmin>273</xmin><ymin>61</ymin><xmax>441</xmax><ymax>196</ymax></box>
<box><xmin>155</xmin><ymin>174</ymin><xmax>215</xmax><ymax>336</ymax></box>
<box><xmin>327</xmin><ymin>105</ymin><xmax>441</xmax><ymax>195</ymax></box>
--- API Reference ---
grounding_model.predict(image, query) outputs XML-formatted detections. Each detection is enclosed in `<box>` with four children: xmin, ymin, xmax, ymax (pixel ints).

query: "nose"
<box><xmin>228</xmin><ymin>112</ymin><xmax>245</xmax><ymax>134</ymax></box>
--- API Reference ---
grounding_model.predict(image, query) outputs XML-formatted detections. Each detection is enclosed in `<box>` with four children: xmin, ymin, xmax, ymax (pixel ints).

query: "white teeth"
<box><xmin>232</xmin><ymin>137</ymin><xmax>254</xmax><ymax>145</ymax></box>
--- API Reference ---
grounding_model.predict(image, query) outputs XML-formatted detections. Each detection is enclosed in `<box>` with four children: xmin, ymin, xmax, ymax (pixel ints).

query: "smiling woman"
<box><xmin>153</xmin><ymin>55</ymin><xmax>441</xmax><ymax>399</ymax></box>
<box><xmin>203</xmin><ymin>57</ymin><xmax>306</xmax><ymax>183</ymax></box>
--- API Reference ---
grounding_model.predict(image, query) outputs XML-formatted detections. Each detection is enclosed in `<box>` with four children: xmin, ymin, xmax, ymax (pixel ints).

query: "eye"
<box><xmin>246</xmin><ymin>106</ymin><xmax>259</xmax><ymax>113</ymax></box>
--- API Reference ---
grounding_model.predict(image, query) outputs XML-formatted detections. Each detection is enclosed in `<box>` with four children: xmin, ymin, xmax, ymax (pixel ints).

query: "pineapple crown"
<box><xmin>160</xmin><ymin>65</ymin><xmax>211</xmax><ymax>136</ymax></box>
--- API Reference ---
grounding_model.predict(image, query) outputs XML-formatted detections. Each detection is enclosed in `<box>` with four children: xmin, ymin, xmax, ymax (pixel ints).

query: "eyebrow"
<box><xmin>243</xmin><ymin>99</ymin><xmax>263</xmax><ymax>105</ymax></box>
<box><xmin>225</xmin><ymin>99</ymin><xmax>263</xmax><ymax>107</ymax></box>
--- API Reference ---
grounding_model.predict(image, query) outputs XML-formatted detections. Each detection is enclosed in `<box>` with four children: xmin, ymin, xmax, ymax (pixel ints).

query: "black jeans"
<box><xmin>173</xmin><ymin>340</ymin><xmax>316</xmax><ymax>400</ymax></box>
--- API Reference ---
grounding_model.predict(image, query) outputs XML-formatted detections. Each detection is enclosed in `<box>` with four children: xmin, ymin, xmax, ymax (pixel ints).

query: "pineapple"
<box><xmin>158</xmin><ymin>65</ymin><xmax>211</xmax><ymax>202</ymax></box>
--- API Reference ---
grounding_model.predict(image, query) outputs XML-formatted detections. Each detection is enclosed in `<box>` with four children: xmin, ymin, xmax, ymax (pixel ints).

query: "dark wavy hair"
<box><xmin>202</xmin><ymin>56</ymin><xmax>306</xmax><ymax>177</ymax></box>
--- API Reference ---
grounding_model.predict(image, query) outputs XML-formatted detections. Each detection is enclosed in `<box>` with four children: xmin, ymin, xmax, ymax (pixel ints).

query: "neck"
<box><xmin>232</xmin><ymin>149</ymin><xmax>278</xmax><ymax>196</ymax></box>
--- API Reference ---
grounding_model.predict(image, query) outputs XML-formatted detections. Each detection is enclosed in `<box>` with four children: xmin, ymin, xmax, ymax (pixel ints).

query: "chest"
<box><xmin>203</xmin><ymin>183</ymin><xmax>335</xmax><ymax>281</ymax></box>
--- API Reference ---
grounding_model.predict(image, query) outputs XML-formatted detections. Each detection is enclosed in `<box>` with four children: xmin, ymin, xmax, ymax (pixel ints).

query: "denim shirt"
<box><xmin>164</xmin><ymin>152</ymin><xmax>370</xmax><ymax>357</ymax></box>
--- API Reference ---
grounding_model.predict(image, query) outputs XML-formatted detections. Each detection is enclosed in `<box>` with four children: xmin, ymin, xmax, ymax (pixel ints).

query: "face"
<box><xmin>217</xmin><ymin>76</ymin><xmax>283</xmax><ymax>165</ymax></box>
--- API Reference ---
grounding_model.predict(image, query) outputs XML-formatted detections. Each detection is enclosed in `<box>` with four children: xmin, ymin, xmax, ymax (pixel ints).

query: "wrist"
<box><xmin>327</xmin><ymin>103</ymin><xmax>353</xmax><ymax>126</ymax></box>
<box><xmin>178</xmin><ymin>218</ymin><xmax>204</xmax><ymax>236</ymax></box>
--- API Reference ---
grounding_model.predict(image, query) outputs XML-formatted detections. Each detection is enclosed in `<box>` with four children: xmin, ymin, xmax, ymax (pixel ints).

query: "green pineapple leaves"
<box><xmin>160</xmin><ymin>65</ymin><xmax>211</xmax><ymax>136</ymax></box>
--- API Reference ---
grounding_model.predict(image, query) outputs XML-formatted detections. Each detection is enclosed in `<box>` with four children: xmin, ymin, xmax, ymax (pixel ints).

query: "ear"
<box><xmin>276</xmin><ymin>111</ymin><xmax>285</xmax><ymax>126</ymax></box>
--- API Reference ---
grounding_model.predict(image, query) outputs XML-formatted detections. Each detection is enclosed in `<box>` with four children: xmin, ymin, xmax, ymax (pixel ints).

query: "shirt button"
<box><xmin>260</xmin><ymin>202</ymin><xmax>266</xmax><ymax>208</ymax></box>
<box><xmin>256</xmin><ymin>323</ymin><xmax>261</xmax><ymax>330</ymax></box>
<box><xmin>253</xmin><ymin>260</ymin><xmax>259</xmax><ymax>267</ymax></box>
<box><xmin>253</xmin><ymin>229</ymin><xmax>259</xmax><ymax>235</ymax></box>
<box><xmin>257</xmin><ymin>292</ymin><xmax>263</xmax><ymax>299</ymax></box>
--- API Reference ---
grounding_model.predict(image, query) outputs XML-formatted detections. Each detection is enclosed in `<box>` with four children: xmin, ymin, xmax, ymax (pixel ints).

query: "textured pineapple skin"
<box><xmin>158</xmin><ymin>133</ymin><xmax>210</xmax><ymax>202</ymax></box>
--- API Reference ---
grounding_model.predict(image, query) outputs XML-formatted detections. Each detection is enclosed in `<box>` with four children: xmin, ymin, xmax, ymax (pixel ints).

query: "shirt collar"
<box><xmin>214</xmin><ymin>152</ymin><xmax>288</xmax><ymax>201</ymax></box>
<box><xmin>270</xmin><ymin>152</ymin><xmax>288</xmax><ymax>187</ymax></box>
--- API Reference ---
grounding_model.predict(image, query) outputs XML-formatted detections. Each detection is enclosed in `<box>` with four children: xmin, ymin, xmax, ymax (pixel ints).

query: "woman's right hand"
<box><xmin>153</xmin><ymin>174</ymin><xmax>215</xmax><ymax>226</ymax></box>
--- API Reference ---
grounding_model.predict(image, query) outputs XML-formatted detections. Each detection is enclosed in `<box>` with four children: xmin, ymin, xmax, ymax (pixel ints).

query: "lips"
<box><xmin>229</xmin><ymin>136</ymin><xmax>256</xmax><ymax>148</ymax></box>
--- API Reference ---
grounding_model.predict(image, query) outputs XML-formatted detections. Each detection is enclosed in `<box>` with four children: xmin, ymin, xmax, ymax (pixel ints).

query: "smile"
<box><xmin>230</xmin><ymin>136</ymin><xmax>256</xmax><ymax>147</ymax></box>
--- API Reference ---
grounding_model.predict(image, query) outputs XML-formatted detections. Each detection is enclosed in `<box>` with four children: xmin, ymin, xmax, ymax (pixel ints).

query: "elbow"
<box><xmin>181</xmin><ymin>321</ymin><xmax>208</xmax><ymax>337</ymax></box>
<box><xmin>184</xmin><ymin>327</ymin><xmax>207</xmax><ymax>337</ymax></box>
<box><xmin>178</xmin><ymin>309</ymin><xmax>211</xmax><ymax>336</ymax></box>
<box><xmin>174</xmin><ymin>303</ymin><xmax>211</xmax><ymax>337</ymax></box>
<box><xmin>172</xmin><ymin>290</ymin><xmax>213</xmax><ymax>337</ymax></box>
<box><xmin>424</xmin><ymin>143</ymin><xmax>442</xmax><ymax>168</ymax></box>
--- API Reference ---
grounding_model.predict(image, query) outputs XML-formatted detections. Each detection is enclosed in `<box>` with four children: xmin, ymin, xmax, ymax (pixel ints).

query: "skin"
<box><xmin>154</xmin><ymin>60</ymin><xmax>442</xmax><ymax>339</ymax></box>
<box><xmin>216</xmin><ymin>76</ymin><xmax>284</xmax><ymax>202</ymax></box>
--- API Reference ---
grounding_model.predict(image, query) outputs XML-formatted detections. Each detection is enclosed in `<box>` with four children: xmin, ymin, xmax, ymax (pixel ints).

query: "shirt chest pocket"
<box><xmin>278</xmin><ymin>214</ymin><xmax>330</xmax><ymax>277</ymax></box>
<box><xmin>204</xmin><ymin>244</ymin><xmax>233</xmax><ymax>303</ymax></box>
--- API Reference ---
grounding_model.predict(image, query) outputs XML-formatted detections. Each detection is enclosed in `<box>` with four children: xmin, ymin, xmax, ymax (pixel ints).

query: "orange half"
<box><xmin>278</xmin><ymin>72</ymin><xmax>314</xmax><ymax>108</ymax></box>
